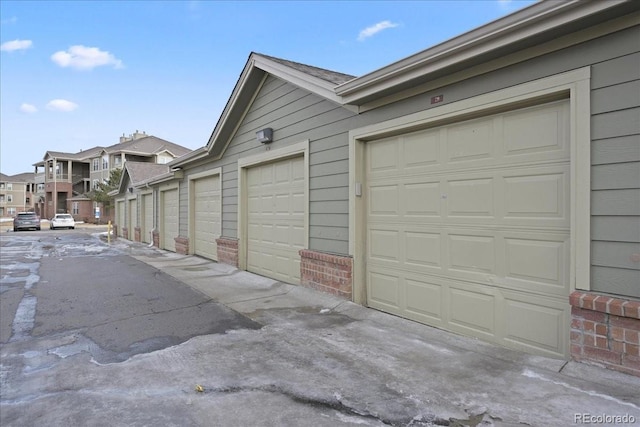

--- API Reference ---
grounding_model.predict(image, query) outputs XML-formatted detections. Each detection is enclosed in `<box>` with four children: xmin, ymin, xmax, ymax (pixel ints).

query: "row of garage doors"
<box><xmin>118</xmin><ymin>99</ymin><xmax>571</xmax><ymax>359</ymax></box>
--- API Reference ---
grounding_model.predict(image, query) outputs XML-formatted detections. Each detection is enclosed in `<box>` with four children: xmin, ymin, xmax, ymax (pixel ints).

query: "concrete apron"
<box><xmin>125</xmin><ymin>245</ymin><xmax>640</xmax><ymax>427</ymax></box>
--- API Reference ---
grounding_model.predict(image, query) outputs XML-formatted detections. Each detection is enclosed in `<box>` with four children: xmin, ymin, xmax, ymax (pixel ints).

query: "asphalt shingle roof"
<box><xmin>258</xmin><ymin>53</ymin><xmax>356</xmax><ymax>85</ymax></box>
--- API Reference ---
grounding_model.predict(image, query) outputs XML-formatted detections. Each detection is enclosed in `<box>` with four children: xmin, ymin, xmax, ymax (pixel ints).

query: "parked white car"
<box><xmin>50</xmin><ymin>214</ymin><xmax>76</xmax><ymax>230</ymax></box>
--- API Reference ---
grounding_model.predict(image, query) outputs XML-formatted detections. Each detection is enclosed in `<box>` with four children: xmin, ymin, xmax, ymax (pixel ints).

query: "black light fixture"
<box><xmin>256</xmin><ymin>128</ymin><xmax>273</xmax><ymax>144</ymax></box>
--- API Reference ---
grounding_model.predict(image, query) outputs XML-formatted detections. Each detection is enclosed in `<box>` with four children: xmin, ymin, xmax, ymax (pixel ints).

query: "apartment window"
<box><xmin>0</xmin><ymin>195</ymin><xmax>4</xmax><ymax>202</ymax></box>
<box><xmin>7</xmin><ymin>183</ymin><xmax>12</xmax><ymax>190</ymax></box>
<box><xmin>37</xmin><ymin>183</ymin><xmax>45</xmax><ymax>192</ymax></box>
<box><xmin>92</xmin><ymin>179</ymin><xmax>100</xmax><ymax>190</ymax></box>
<box><xmin>93</xmin><ymin>159</ymin><xmax>100</xmax><ymax>171</ymax></box>
<box><xmin>0</xmin><ymin>183</ymin><xmax>5</xmax><ymax>190</ymax></box>
<box><xmin>8</xmin><ymin>207</ymin><xmax>16</xmax><ymax>216</ymax></box>
<box><xmin>7</xmin><ymin>195</ymin><xmax>12</xmax><ymax>202</ymax></box>
<box><xmin>72</xmin><ymin>202</ymin><xmax>79</xmax><ymax>215</ymax></box>
<box><xmin>26</xmin><ymin>197</ymin><xmax>30</xmax><ymax>204</ymax></box>
<box><xmin>103</xmin><ymin>158</ymin><xmax>109</xmax><ymax>169</ymax></box>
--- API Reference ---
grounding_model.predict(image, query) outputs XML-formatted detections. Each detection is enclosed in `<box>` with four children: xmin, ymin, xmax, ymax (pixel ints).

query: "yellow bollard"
<box><xmin>107</xmin><ymin>220</ymin><xmax>111</xmax><ymax>244</ymax></box>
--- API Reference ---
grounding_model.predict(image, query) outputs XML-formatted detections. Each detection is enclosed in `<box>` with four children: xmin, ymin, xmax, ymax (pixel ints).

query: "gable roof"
<box><xmin>105</xmin><ymin>135</ymin><xmax>192</xmax><ymax>158</ymax></box>
<box><xmin>172</xmin><ymin>52</ymin><xmax>358</xmax><ymax>167</ymax></box>
<box><xmin>172</xmin><ymin>0</ymin><xmax>636</xmax><ymax>168</ymax></box>
<box><xmin>113</xmin><ymin>161</ymin><xmax>170</xmax><ymax>195</ymax></box>
<box><xmin>1</xmin><ymin>172</ymin><xmax>35</xmax><ymax>182</ymax></box>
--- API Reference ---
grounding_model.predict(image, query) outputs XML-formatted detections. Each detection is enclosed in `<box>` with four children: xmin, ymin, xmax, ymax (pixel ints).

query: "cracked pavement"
<box><xmin>1</xmin><ymin>228</ymin><xmax>639</xmax><ymax>426</ymax></box>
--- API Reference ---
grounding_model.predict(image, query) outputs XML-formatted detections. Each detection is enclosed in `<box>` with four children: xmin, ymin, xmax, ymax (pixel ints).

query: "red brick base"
<box><xmin>216</xmin><ymin>237</ymin><xmax>238</xmax><ymax>266</ymax></box>
<box><xmin>121</xmin><ymin>227</ymin><xmax>129</xmax><ymax>240</ymax></box>
<box><xmin>570</xmin><ymin>291</ymin><xmax>640</xmax><ymax>377</ymax></box>
<box><xmin>152</xmin><ymin>230</ymin><xmax>160</xmax><ymax>248</ymax></box>
<box><xmin>299</xmin><ymin>249</ymin><xmax>352</xmax><ymax>299</ymax></box>
<box><xmin>175</xmin><ymin>236</ymin><xmax>189</xmax><ymax>255</ymax></box>
<box><xmin>134</xmin><ymin>227</ymin><xmax>141</xmax><ymax>243</ymax></box>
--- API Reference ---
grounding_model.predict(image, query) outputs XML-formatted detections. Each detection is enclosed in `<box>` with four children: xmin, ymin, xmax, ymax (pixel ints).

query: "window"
<box><xmin>7</xmin><ymin>183</ymin><xmax>12</xmax><ymax>190</ymax></box>
<box><xmin>26</xmin><ymin>197</ymin><xmax>30</xmax><ymax>204</ymax></box>
<box><xmin>72</xmin><ymin>202</ymin><xmax>79</xmax><ymax>215</ymax></box>
<box><xmin>0</xmin><ymin>195</ymin><xmax>4</xmax><ymax>202</ymax></box>
<box><xmin>0</xmin><ymin>183</ymin><xmax>5</xmax><ymax>190</ymax></box>
<box><xmin>8</xmin><ymin>207</ymin><xmax>16</xmax><ymax>216</ymax></box>
<box><xmin>7</xmin><ymin>195</ymin><xmax>12</xmax><ymax>202</ymax></box>
<box><xmin>103</xmin><ymin>158</ymin><xmax>109</xmax><ymax>169</ymax></box>
<box><xmin>114</xmin><ymin>156</ymin><xmax>122</xmax><ymax>166</ymax></box>
<box><xmin>93</xmin><ymin>180</ymin><xmax>99</xmax><ymax>190</ymax></box>
<box><xmin>37</xmin><ymin>183</ymin><xmax>45</xmax><ymax>192</ymax></box>
<box><xmin>93</xmin><ymin>159</ymin><xmax>100</xmax><ymax>171</ymax></box>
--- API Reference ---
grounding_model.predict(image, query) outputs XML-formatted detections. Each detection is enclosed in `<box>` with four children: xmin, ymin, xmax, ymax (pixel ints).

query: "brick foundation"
<box><xmin>113</xmin><ymin>225</ymin><xmax>119</xmax><ymax>239</ymax></box>
<box><xmin>134</xmin><ymin>227</ymin><xmax>141</xmax><ymax>243</ymax></box>
<box><xmin>570</xmin><ymin>291</ymin><xmax>640</xmax><ymax>377</ymax></box>
<box><xmin>121</xmin><ymin>227</ymin><xmax>129</xmax><ymax>241</ymax></box>
<box><xmin>299</xmin><ymin>249</ymin><xmax>352</xmax><ymax>299</ymax></box>
<box><xmin>175</xmin><ymin>236</ymin><xmax>189</xmax><ymax>255</ymax></box>
<box><xmin>152</xmin><ymin>230</ymin><xmax>160</xmax><ymax>248</ymax></box>
<box><xmin>216</xmin><ymin>237</ymin><xmax>238</xmax><ymax>266</ymax></box>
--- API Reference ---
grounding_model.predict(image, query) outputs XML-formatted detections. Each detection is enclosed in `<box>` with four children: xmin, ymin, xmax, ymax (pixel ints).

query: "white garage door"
<box><xmin>247</xmin><ymin>156</ymin><xmax>305</xmax><ymax>283</ymax></box>
<box><xmin>161</xmin><ymin>189</ymin><xmax>178</xmax><ymax>252</ymax></box>
<box><xmin>366</xmin><ymin>100</ymin><xmax>571</xmax><ymax>358</ymax></box>
<box><xmin>128</xmin><ymin>198</ymin><xmax>137</xmax><ymax>241</ymax></box>
<box><xmin>193</xmin><ymin>175</ymin><xmax>221</xmax><ymax>260</ymax></box>
<box><xmin>141</xmin><ymin>193</ymin><xmax>153</xmax><ymax>244</ymax></box>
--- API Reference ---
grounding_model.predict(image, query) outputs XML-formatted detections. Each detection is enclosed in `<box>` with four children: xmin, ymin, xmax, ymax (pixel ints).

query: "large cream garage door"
<box><xmin>247</xmin><ymin>156</ymin><xmax>305</xmax><ymax>283</ymax></box>
<box><xmin>366</xmin><ymin>100</ymin><xmax>571</xmax><ymax>358</ymax></box>
<box><xmin>161</xmin><ymin>189</ymin><xmax>178</xmax><ymax>252</ymax></box>
<box><xmin>193</xmin><ymin>175</ymin><xmax>220</xmax><ymax>260</ymax></box>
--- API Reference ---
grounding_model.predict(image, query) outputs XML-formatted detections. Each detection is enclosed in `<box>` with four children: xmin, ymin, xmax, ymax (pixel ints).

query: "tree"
<box><xmin>89</xmin><ymin>167</ymin><xmax>122</xmax><ymax>210</ymax></box>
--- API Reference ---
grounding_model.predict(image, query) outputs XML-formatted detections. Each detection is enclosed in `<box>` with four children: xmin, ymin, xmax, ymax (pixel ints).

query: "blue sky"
<box><xmin>1</xmin><ymin>0</ymin><xmax>536</xmax><ymax>176</ymax></box>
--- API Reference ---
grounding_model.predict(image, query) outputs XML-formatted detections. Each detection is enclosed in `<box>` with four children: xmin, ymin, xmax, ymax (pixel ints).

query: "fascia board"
<box><xmin>336</xmin><ymin>0</ymin><xmax>627</xmax><ymax>103</ymax></box>
<box><xmin>170</xmin><ymin>147</ymin><xmax>208</xmax><ymax>167</ymax></box>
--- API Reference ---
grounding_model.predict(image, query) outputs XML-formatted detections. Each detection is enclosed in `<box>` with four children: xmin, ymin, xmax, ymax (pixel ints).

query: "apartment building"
<box><xmin>33</xmin><ymin>131</ymin><xmax>191</xmax><ymax>221</ymax></box>
<box><xmin>0</xmin><ymin>173</ymin><xmax>35</xmax><ymax>217</ymax></box>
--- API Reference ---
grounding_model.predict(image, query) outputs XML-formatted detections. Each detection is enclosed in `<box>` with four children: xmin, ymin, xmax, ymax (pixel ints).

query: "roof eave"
<box><xmin>335</xmin><ymin>0</ymin><xmax>629</xmax><ymax>104</ymax></box>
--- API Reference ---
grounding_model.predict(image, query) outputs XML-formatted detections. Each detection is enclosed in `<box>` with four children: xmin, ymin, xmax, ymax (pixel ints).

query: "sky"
<box><xmin>0</xmin><ymin>0</ymin><xmax>536</xmax><ymax>176</ymax></box>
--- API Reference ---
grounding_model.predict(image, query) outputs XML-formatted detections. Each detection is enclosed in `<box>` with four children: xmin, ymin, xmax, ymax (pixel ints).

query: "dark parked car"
<box><xmin>13</xmin><ymin>212</ymin><xmax>41</xmax><ymax>231</ymax></box>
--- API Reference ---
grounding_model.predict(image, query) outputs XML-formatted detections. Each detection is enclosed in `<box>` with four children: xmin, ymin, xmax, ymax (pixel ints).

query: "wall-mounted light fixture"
<box><xmin>256</xmin><ymin>128</ymin><xmax>273</xmax><ymax>144</ymax></box>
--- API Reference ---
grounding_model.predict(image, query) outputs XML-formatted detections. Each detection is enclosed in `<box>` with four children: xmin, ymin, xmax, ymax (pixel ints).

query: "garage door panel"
<box><xmin>448</xmin><ymin>234</ymin><xmax>496</xmax><ymax>274</ymax></box>
<box><xmin>504</xmin><ymin>170</ymin><xmax>568</xmax><ymax>219</ymax></box>
<box><xmin>447</xmin><ymin>178</ymin><xmax>494</xmax><ymax>217</ymax></box>
<box><xmin>402</xmin><ymin>130</ymin><xmax>439</xmax><ymax>168</ymax></box>
<box><xmin>405</xmin><ymin>277</ymin><xmax>443</xmax><ymax>322</ymax></box>
<box><xmin>446</xmin><ymin>117</ymin><xmax>495</xmax><ymax>163</ymax></box>
<box><xmin>368</xmin><ymin>270</ymin><xmax>400</xmax><ymax>309</ymax></box>
<box><xmin>503</xmin><ymin>292</ymin><xmax>568</xmax><ymax>357</ymax></box>
<box><xmin>503</xmin><ymin>102</ymin><xmax>568</xmax><ymax>157</ymax></box>
<box><xmin>404</xmin><ymin>182</ymin><xmax>441</xmax><ymax>216</ymax></box>
<box><xmin>366</xmin><ymin>100</ymin><xmax>571</xmax><ymax>358</ymax></box>
<box><xmin>449</xmin><ymin>285</ymin><xmax>497</xmax><ymax>336</ymax></box>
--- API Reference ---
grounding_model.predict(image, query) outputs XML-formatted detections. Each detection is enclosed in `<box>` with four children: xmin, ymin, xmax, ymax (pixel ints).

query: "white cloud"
<box><xmin>20</xmin><ymin>103</ymin><xmax>37</xmax><ymax>114</ymax></box>
<box><xmin>357</xmin><ymin>20</ymin><xmax>399</xmax><ymax>41</ymax></box>
<box><xmin>46</xmin><ymin>99</ymin><xmax>78</xmax><ymax>112</ymax></box>
<box><xmin>1</xmin><ymin>16</ymin><xmax>18</xmax><ymax>25</ymax></box>
<box><xmin>51</xmin><ymin>45</ymin><xmax>123</xmax><ymax>70</ymax></box>
<box><xmin>1</xmin><ymin>39</ymin><xmax>33</xmax><ymax>52</ymax></box>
